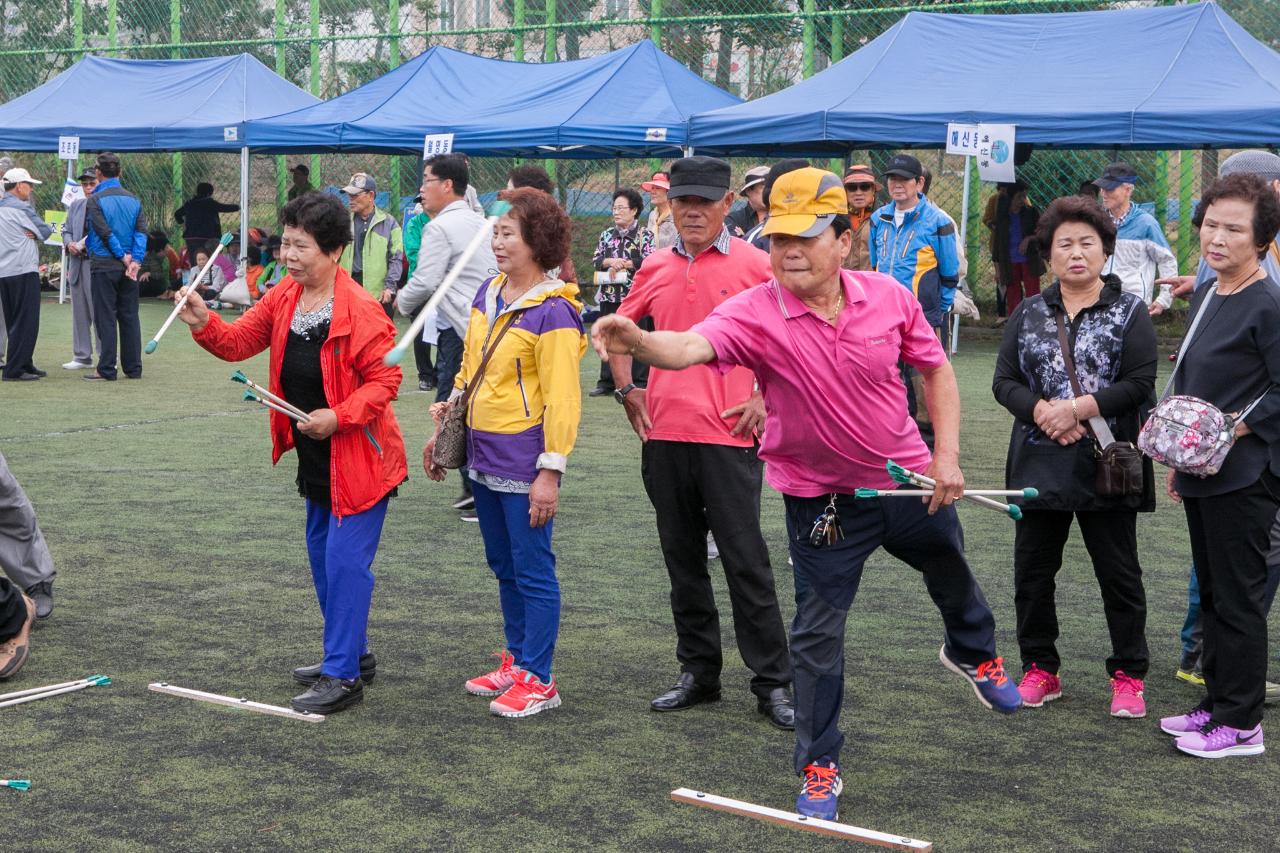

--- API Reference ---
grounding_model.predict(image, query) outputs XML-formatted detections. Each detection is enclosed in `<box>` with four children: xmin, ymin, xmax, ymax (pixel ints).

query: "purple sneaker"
<box><xmin>1175</xmin><ymin>722</ymin><xmax>1264</xmax><ymax>759</ymax></box>
<box><xmin>1160</xmin><ymin>708</ymin><xmax>1211</xmax><ymax>736</ymax></box>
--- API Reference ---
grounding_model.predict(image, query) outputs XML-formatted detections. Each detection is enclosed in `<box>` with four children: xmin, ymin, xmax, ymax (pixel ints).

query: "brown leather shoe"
<box><xmin>0</xmin><ymin>594</ymin><xmax>36</xmax><ymax>680</ymax></box>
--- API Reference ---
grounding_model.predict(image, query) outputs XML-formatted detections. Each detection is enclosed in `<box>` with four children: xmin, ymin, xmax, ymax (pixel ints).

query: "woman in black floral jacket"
<box><xmin>590</xmin><ymin>187</ymin><xmax>654</xmax><ymax>396</ymax></box>
<box><xmin>992</xmin><ymin>195</ymin><xmax>1157</xmax><ymax>719</ymax></box>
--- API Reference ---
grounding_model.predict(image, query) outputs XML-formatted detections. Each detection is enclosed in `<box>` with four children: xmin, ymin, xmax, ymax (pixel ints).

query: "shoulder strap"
<box><xmin>1054</xmin><ymin>310</ymin><xmax>1117</xmax><ymax>447</ymax></box>
<box><xmin>1162</xmin><ymin>288</ymin><xmax>1216</xmax><ymax>399</ymax></box>
<box><xmin>457</xmin><ymin>313</ymin><xmax>517</xmax><ymax>410</ymax></box>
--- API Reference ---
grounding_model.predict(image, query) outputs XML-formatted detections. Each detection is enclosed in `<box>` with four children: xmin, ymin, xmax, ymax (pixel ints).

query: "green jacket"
<box><xmin>339</xmin><ymin>207</ymin><xmax>404</xmax><ymax>298</ymax></box>
<box><xmin>404</xmin><ymin>211</ymin><xmax>430</xmax><ymax>276</ymax></box>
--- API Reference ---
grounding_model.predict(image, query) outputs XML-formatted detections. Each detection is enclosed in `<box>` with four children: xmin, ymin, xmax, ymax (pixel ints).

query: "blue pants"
<box><xmin>784</xmin><ymin>490</ymin><xmax>996</xmax><ymax>774</ymax></box>
<box><xmin>304</xmin><ymin>498</ymin><xmax>389</xmax><ymax>680</ymax></box>
<box><xmin>472</xmin><ymin>480</ymin><xmax>560</xmax><ymax>683</ymax></box>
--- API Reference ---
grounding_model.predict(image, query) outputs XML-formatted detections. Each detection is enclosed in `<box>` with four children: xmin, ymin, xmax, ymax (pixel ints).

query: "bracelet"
<box><xmin>1071</xmin><ymin>397</ymin><xmax>1080</xmax><ymax>422</ymax></box>
<box><xmin>628</xmin><ymin>331</ymin><xmax>645</xmax><ymax>358</ymax></box>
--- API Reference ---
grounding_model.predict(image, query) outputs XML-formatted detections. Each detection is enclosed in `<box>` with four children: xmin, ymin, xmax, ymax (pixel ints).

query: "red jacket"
<box><xmin>193</xmin><ymin>267</ymin><xmax>408</xmax><ymax>517</ymax></box>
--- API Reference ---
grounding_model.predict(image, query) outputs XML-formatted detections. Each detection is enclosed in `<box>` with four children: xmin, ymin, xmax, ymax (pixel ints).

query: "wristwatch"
<box><xmin>614</xmin><ymin>383</ymin><xmax>638</xmax><ymax>404</ymax></box>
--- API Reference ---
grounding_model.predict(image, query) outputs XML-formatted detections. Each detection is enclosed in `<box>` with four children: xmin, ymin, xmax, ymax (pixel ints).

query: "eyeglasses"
<box><xmin>420</xmin><ymin>177</ymin><xmax>445</xmax><ymax>186</ymax></box>
<box><xmin>845</xmin><ymin>182</ymin><xmax>875</xmax><ymax>192</ymax></box>
<box><xmin>612</xmin><ymin>205</ymin><xmax>634</xmax><ymax>212</ymax></box>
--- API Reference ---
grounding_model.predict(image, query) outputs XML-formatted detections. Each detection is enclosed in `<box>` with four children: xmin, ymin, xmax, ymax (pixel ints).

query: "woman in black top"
<box><xmin>993</xmin><ymin>196</ymin><xmax>1157</xmax><ymax>718</ymax></box>
<box><xmin>1161</xmin><ymin>174</ymin><xmax>1280</xmax><ymax>758</ymax></box>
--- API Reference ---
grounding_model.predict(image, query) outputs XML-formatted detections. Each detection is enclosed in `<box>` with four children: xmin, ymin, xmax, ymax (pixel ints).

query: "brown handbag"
<box><xmin>1054</xmin><ymin>311</ymin><xmax>1144</xmax><ymax>497</ymax></box>
<box><xmin>431</xmin><ymin>314</ymin><xmax>516</xmax><ymax>469</ymax></box>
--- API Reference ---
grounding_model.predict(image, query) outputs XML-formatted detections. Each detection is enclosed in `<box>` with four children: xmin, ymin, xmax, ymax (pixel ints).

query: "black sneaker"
<box><xmin>292</xmin><ymin>652</ymin><xmax>377</xmax><ymax>686</ymax></box>
<box><xmin>588</xmin><ymin>384</ymin><xmax>614</xmax><ymax>397</ymax></box>
<box><xmin>24</xmin><ymin>581</ymin><xmax>52</xmax><ymax>620</ymax></box>
<box><xmin>29</xmin><ymin>367</ymin><xmax>47</xmax><ymax>378</ymax></box>
<box><xmin>459</xmin><ymin>508</ymin><xmax>479</xmax><ymax>523</ymax></box>
<box><xmin>452</xmin><ymin>493</ymin><xmax>475</xmax><ymax>510</ymax></box>
<box><xmin>291</xmin><ymin>675</ymin><xmax>364</xmax><ymax>715</ymax></box>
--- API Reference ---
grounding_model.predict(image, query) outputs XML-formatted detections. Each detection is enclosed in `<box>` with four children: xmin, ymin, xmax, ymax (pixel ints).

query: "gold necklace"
<box><xmin>299</xmin><ymin>287</ymin><xmax>332</xmax><ymax>314</ymax></box>
<box><xmin>823</xmin><ymin>289</ymin><xmax>845</xmax><ymax>323</ymax></box>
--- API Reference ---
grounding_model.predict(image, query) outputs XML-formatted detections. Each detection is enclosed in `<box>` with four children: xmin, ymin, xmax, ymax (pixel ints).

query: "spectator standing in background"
<box><xmin>174</xmin><ymin>182</ymin><xmax>238</xmax><ymax>266</ymax></box>
<box><xmin>1093</xmin><ymin>162</ymin><xmax>1177</xmax><ymax>316</ymax></box>
<box><xmin>589</xmin><ymin>187</ymin><xmax>654</xmax><ymax>398</ymax></box>
<box><xmin>0</xmin><ymin>166</ymin><xmax>54</xmax><ymax>382</ymax></box>
<box><xmin>339</xmin><ymin>173</ymin><xmax>404</xmax><ymax>318</ymax></box>
<box><xmin>61</xmin><ymin>167</ymin><xmax>100</xmax><ymax>369</ymax></box>
<box><xmin>287</xmin><ymin>164</ymin><xmax>314</xmax><ymax>202</ymax></box>
<box><xmin>641</xmin><ymin>170</ymin><xmax>677</xmax><ymax>250</ymax></box>
<box><xmin>84</xmin><ymin>152</ymin><xmax>148</xmax><ymax>382</ymax></box>
<box><xmin>841</xmin><ymin>164</ymin><xmax>877</xmax><ymax>272</ymax></box>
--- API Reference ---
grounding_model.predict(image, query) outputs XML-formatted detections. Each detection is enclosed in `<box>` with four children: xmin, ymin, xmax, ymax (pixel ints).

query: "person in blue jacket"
<box><xmin>83</xmin><ymin>152</ymin><xmax>148</xmax><ymax>382</ymax></box>
<box><xmin>869</xmin><ymin>153</ymin><xmax>960</xmax><ymax>442</ymax></box>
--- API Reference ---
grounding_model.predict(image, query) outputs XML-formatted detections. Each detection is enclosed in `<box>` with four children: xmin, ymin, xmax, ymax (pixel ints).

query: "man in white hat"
<box><xmin>0</xmin><ymin>166</ymin><xmax>53</xmax><ymax>381</ymax></box>
<box><xmin>0</xmin><ymin>156</ymin><xmax>11</xmax><ymax>368</ymax></box>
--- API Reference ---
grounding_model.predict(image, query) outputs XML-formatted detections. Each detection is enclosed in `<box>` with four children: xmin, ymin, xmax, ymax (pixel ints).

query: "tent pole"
<box><xmin>958</xmin><ymin>155</ymin><xmax>971</xmax><ymax>247</ymax></box>
<box><xmin>59</xmin><ymin>159</ymin><xmax>73</xmax><ymax>305</ymax></box>
<box><xmin>240</xmin><ymin>146</ymin><xmax>250</xmax><ymax>268</ymax></box>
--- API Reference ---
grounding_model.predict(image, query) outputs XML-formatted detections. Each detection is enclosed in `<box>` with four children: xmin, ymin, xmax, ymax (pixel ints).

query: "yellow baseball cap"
<box><xmin>761</xmin><ymin>167</ymin><xmax>849</xmax><ymax>238</ymax></box>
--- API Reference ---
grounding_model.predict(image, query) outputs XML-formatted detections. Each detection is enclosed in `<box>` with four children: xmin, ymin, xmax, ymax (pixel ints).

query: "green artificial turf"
<box><xmin>0</xmin><ymin>298</ymin><xmax>1274</xmax><ymax>852</ymax></box>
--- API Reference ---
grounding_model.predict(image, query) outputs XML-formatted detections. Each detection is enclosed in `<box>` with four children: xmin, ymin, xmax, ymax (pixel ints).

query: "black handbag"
<box><xmin>1055</xmin><ymin>311</ymin><xmax>1144</xmax><ymax>497</ymax></box>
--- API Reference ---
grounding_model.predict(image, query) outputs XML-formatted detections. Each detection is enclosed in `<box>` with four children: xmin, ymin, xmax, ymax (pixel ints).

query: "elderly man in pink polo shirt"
<box><xmin>593</xmin><ymin>167</ymin><xmax>1020</xmax><ymax>822</ymax></box>
<box><xmin>606</xmin><ymin>156</ymin><xmax>794</xmax><ymax>731</ymax></box>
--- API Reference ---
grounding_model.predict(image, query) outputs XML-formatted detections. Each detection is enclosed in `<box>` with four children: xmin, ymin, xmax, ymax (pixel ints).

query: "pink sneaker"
<box><xmin>465</xmin><ymin>650</ymin><xmax>523</xmax><ymax>697</ymax></box>
<box><xmin>490</xmin><ymin>672</ymin><xmax>561</xmax><ymax>718</ymax></box>
<box><xmin>1110</xmin><ymin>671</ymin><xmax>1146</xmax><ymax>718</ymax></box>
<box><xmin>1017</xmin><ymin>664</ymin><xmax>1062</xmax><ymax>708</ymax></box>
<box><xmin>1176</xmin><ymin>722</ymin><xmax>1264</xmax><ymax>758</ymax></box>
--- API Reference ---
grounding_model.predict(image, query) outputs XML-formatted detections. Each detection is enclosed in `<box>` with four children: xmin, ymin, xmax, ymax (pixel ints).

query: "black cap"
<box><xmin>668</xmin><ymin>156</ymin><xmax>732</xmax><ymax>201</ymax></box>
<box><xmin>77</xmin><ymin>167</ymin><xmax>96</xmax><ymax>181</ymax></box>
<box><xmin>762</xmin><ymin>158</ymin><xmax>811</xmax><ymax>208</ymax></box>
<box><xmin>1093</xmin><ymin>161</ymin><xmax>1138</xmax><ymax>190</ymax></box>
<box><xmin>883</xmin><ymin>154</ymin><xmax>923</xmax><ymax>180</ymax></box>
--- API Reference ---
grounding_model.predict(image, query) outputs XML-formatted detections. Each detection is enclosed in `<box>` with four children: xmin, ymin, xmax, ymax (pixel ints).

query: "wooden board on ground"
<box><xmin>148</xmin><ymin>682</ymin><xmax>325</xmax><ymax>723</ymax></box>
<box><xmin>671</xmin><ymin>788</ymin><xmax>932</xmax><ymax>851</ymax></box>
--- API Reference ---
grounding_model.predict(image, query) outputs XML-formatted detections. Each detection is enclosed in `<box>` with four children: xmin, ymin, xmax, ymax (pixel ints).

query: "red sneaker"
<box><xmin>1110</xmin><ymin>671</ymin><xmax>1146</xmax><ymax>718</ymax></box>
<box><xmin>490</xmin><ymin>672</ymin><xmax>561</xmax><ymax>718</ymax></box>
<box><xmin>1017</xmin><ymin>664</ymin><xmax>1062</xmax><ymax>708</ymax></box>
<box><xmin>465</xmin><ymin>650</ymin><xmax>522</xmax><ymax>697</ymax></box>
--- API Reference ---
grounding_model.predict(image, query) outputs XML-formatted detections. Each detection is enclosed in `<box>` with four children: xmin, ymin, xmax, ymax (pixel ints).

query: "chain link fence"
<box><xmin>1</xmin><ymin>0</ymin><xmax>1274</xmax><ymax>306</ymax></box>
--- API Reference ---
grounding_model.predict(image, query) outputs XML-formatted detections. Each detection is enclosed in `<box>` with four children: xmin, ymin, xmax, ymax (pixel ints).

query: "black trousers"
<box><xmin>91</xmin><ymin>265</ymin><xmax>141</xmax><ymax>380</ymax></box>
<box><xmin>785</xmin><ymin>490</ymin><xmax>997</xmax><ymax>773</ymax></box>
<box><xmin>1185</xmin><ymin>471</ymin><xmax>1280</xmax><ymax>730</ymax></box>
<box><xmin>1014</xmin><ymin>509</ymin><xmax>1149</xmax><ymax>678</ymax></box>
<box><xmin>0</xmin><ymin>272</ymin><xmax>40</xmax><ymax>379</ymax></box>
<box><xmin>409</xmin><ymin>306</ymin><xmax>434</xmax><ymax>383</ymax></box>
<box><xmin>0</xmin><ymin>576</ymin><xmax>23</xmax><ymax>643</ymax></box>
<box><xmin>640</xmin><ymin>440</ymin><xmax>790</xmax><ymax>697</ymax></box>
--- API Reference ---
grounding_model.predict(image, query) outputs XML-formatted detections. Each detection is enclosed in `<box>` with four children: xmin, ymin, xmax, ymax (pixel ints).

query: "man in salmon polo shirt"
<box><xmin>593</xmin><ymin>167</ymin><xmax>1020</xmax><ymax>822</ymax></box>
<box><xmin>607</xmin><ymin>155</ymin><xmax>794</xmax><ymax>731</ymax></box>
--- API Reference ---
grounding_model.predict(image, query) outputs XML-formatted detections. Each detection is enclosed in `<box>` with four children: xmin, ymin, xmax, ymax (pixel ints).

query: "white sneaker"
<box><xmin>62</xmin><ymin>360</ymin><xmax>92</xmax><ymax>370</ymax></box>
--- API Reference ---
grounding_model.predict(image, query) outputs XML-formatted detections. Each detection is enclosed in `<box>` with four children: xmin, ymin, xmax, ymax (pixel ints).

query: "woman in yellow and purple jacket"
<box><xmin>425</xmin><ymin>188</ymin><xmax>586</xmax><ymax>719</ymax></box>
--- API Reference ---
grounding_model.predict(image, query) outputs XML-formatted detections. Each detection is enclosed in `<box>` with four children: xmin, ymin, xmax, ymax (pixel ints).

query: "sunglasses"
<box><xmin>844</xmin><ymin>182</ymin><xmax>875</xmax><ymax>192</ymax></box>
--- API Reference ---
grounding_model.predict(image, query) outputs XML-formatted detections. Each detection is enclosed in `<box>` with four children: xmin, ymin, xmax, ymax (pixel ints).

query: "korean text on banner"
<box><xmin>945</xmin><ymin>123</ymin><xmax>982</xmax><ymax>157</ymax></box>
<box><xmin>423</xmin><ymin>133</ymin><xmax>455</xmax><ymax>159</ymax></box>
<box><xmin>43</xmin><ymin>210</ymin><xmax>67</xmax><ymax>246</ymax></box>
<box><xmin>976</xmin><ymin>124</ymin><xmax>1016</xmax><ymax>183</ymax></box>
<box><xmin>57</xmin><ymin>136</ymin><xmax>80</xmax><ymax>161</ymax></box>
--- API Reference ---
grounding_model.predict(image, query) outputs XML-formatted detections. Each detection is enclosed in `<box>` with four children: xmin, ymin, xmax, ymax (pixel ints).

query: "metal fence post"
<box><xmin>108</xmin><ymin>0</ymin><xmax>118</xmax><ymax>52</ymax></box>
<box><xmin>275</xmin><ymin>0</ymin><xmax>287</xmax><ymax>212</ymax></box>
<box><xmin>309</xmin><ymin>0</ymin><xmax>321</xmax><ymax>182</ymax></box>
<box><xmin>544</xmin><ymin>0</ymin><xmax>557</xmax><ymax>62</ymax></box>
<box><xmin>965</xmin><ymin>156</ymin><xmax>981</xmax><ymax>289</ymax></box>
<box><xmin>389</xmin><ymin>0</ymin><xmax>402</xmax><ymax>209</ymax></box>
<box><xmin>170</xmin><ymin>0</ymin><xmax>183</xmax><ymax>217</ymax></box>
<box><xmin>1177</xmin><ymin>150</ymin><xmax>1195</xmax><ymax>269</ymax></box>
<box><xmin>1154</xmin><ymin>150</ymin><xmax>1169</xmax><ymax>230</ymax></box>
<box><xmin>830</xmin><ymin>13</ymin><xmax>844</xmax><ymax>63</ymax></box>
<box><xmin>802</xmin><ymin>0</ymin><xmax>816</xmax><ymax>79</ymax></box>
<box><xmin>649</xmin><ymin>0</ymin><xmax>663</xmax><ymax>44</ymax></box>
<box><xmin>73</xmin><ymin>0</ymin><xmax>84</xmax><ymax>53</ymax></box>
<box><xmin>514</xmin><ymin>0</ymin><xmax>526</xmax><ymax>60</ymax></box>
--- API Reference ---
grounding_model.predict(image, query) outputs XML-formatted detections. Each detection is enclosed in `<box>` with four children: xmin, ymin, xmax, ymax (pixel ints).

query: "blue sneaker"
<box><xmin>939</xmin><ymin>644</ymin><xmax>1021</xmax><ymax>714</ymax></box>
<box><xmin>796</xmin><ymin>758</ymin><xmax>842</xmax><ymax>820</ymax></box>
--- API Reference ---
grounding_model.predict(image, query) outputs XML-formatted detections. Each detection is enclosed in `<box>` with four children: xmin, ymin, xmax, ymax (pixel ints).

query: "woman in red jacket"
<box><xmin>176</xmin><ymin>192</ymin><xmax>407</xmax><ymax>716</ymax></box>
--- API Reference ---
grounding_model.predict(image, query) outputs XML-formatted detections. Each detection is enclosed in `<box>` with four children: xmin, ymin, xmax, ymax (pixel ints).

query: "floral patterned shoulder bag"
<box><xmin>1137</xmin><ymin>290</ymin><xmax>1265</xmax><ymax>477</ymax></box>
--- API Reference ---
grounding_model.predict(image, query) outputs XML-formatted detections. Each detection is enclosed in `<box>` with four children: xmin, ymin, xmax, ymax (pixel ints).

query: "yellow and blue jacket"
<box><xmin>868</xmin><ymin>192</ymin><xmax>959</xmax><ymax>327</ymax></box>
<box><xmin>456</xmin><ymin>274</ymin><xmax>587</xmax><ymax>482</ymax></box>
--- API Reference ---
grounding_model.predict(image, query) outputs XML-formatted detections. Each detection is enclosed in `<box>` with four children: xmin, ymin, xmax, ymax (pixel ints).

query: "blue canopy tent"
<box><xmin>0</xmin><ymin>54</ymin><xmax>321</xmax><ymax>256</ymax></box>
<box><xmin>245</xmin><ymin>40</ymin><xmax>741</xmax><ymax>157</ymax></box>
<box><xmin>687</xmin><ymin>2</ymin><xmax>1280</xmax><ymax>155</ymax></box>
